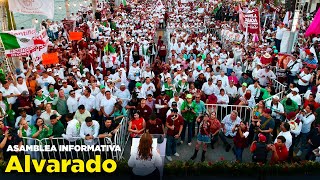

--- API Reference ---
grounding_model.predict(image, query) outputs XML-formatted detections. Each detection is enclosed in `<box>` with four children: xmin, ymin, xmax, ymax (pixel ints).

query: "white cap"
<box><xmin>273</xmin><ymin>95</ymin><xmax>280</xmax><ymax>100</ymax></box>
<box><xmin>47</xmin><ymin>68</ymin><xmax>52</xmax><ymax>72</ymax></box>
<box><xmin>54</xmin><ymin>73</ymin><xmax>59</xmax><ymax>76</ymax></box>
<box><xmin>291</xmin><ymin>87</ymin><xmax>299</xmax><ymax>93</ymax></box>
<box><xmin>83</xmin><ymin>68</ymin><xmax>89</xmax><ymax>72</ymax></box>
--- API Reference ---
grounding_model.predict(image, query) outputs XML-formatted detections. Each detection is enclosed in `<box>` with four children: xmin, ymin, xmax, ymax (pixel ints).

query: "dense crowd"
<box><xmin>1</xmin><ymin>0</ymin><xmax>320</xmax><ymax>164</ymax></box>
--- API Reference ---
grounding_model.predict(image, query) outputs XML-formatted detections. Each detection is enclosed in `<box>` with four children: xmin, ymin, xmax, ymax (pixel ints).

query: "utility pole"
<box><xmin>0</xmin><ymin>0</ymin><xmax>8</xmax><ymax>31</ymax></box>
<box><xmin>65</xmin><ymin>0</ymin><xmax>70</xmax><ymax>19</ymax></box>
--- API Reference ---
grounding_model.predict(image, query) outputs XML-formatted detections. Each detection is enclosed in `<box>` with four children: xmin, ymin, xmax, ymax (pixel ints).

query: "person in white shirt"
<box><xmin>216</xmin><ymin>71</ymin><xmax>229</xmax><ymax>88</ymax></box>
<box><xmin>15</xmin><ymin>76</ymin><xmax>29</xmax><ymax>93</ymax></box>
<box><xmin>80</xmin><ymin>117</ymin><xmax>100</xmax><ymax>145</ymax></box>
<box><xmin>217</xmin><ymin>89</ymin><xmax>229</xmax><ymax>105</ymax></box>
<box><xmin>141</xmin><ymin>66</ymin><xmax>155</xmax><ymax>81</ymax></box>
<box><xmin>275</xmin><ymin>122</ymin><xmax>292</xmax><ymax>151</ymax></box>
<box><xmin>257</xmin><ymin>66</ymin><xmax>276</xmax><ymax>87</ymax></box>
<box><xmin>286</xmin><ymin>87</ymin><xmax>302</xmax><ymax>106</ymax></box>
<box><xmin>128</xmin><ymin>62</ymin><xmax>141</xmax><ymax>92</ymax></box>
<box><xmin>201</xmin><ymin>78</ymin><xmax>215</xmax><ymax>96</ymax></box>
<box><xmin>78</xmin><ymin>87</ymin><xmax>96</xmax><ymax>114</ymax></box>
<box><xmin>38</xmin><ymin>71</ymin><xmax>56</xmax><ymax>92</ymax></box>
<box><xmin>247</xmin><ymin>81</ymin><xmax>261</xmax><ymax>102</ymax></box>
<box><xmin>286</xmin><ymin>57</ymin><xmax>301</xmax><ymax>85</ymax></box>
<box><xmin>296</xmin><ymin>104</ymin><xmax>316</xmax><ymax>156</ymax></box>
<box><xmin>275</xmin><ymin>23</ymin><xmax>286</xmax><ymax>51</ymax></box>
<box><xmin>100</xmin><ymin>90</ymin><xmax>117</xmax><ymax>120</ymax></box>
<box><xmin>142</xmin><ymin>77</ymin><xmax>156</xmax><ymax>97</ymax></box>
<box><xmin>60</xmin><ymin>80</ymin><xmax>74</xmax><ymax>97</ymax></box>
<box><xmin>225</xmin><ymin>80</ymin><xmax>238</xmax><ymax>103</ymax></box>
<box><xmin>15</xmin><ymin>109</ymin><xmax>32</xmax><ymax>128</ymax></box>
<box><xmin>1</xmin><ymin>82</ymin><xmax>21</xmax><ymax>105</ymax></box>
<box><xmin>128</xmin><ymin>132</ymin><xmax>162</xmax><ymax>178</ymax></box>
<box><xmin>297</xmin><ymin>67</ymin><xmax>312</xmax><ymax>94</ymax></box>
<box><xmin>67</xmin><ymin>90</ymin><xmax>79</xmax><ymax>114</ymax></box>
<box><xmin>62</xmin><ymin>114</ymin><xmax>80</xmax><ymax>142</ymax></box>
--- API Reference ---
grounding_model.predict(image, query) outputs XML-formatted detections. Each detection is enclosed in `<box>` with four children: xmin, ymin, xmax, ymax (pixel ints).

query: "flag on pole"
<box><xmin>0</xmin><ymin>33</ymin><xmax>36</xmax><ymax>50</ymax></box>
<box><xmin>104</xmin><ymin>43</ymin><xmax>116</xmax><ymax>53</ymax></box>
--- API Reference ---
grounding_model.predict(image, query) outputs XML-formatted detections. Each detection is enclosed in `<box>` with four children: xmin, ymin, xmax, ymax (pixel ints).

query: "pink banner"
<box><xmin>305</xmin><ymin>8</ymin><xmax>320</xmax><ymax>37</ymax></box>
<box><xmin>239</xmin><ymin>8</ymin><xmax>261</xmax><ymax>35</ymax></box>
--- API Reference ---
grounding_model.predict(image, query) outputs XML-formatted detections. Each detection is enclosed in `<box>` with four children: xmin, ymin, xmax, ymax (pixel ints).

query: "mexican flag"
<box><xmin>104</xmin><ymin>43</ymin><xmax>116</xmax><ymax>53</ymax></box>
<box><xmin>122</xmin><ymin>0</ymin><xmax>127</xmax><ymax>6</ymax></box>
<box><xmin>0</xmin><ymin>33</ymin><xmax>35</xmax><ymax>50</ymax></box>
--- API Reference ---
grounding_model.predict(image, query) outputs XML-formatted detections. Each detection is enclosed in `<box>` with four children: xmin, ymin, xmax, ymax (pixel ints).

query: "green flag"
<box><xmin>104</xmin><ymin>43</ymin><xmax>116</xmax><ymax>53</ymax></box>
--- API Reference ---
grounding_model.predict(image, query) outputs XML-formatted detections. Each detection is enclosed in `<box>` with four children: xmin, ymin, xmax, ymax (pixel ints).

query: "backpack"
<box><xmin>252</xmin><ymin>142</ymin><xmax>268</xmax><ymax>163</ymax></box>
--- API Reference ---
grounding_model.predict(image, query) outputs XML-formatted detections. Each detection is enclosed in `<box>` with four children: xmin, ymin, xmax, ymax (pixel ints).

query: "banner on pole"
<box><xmin>8</xmin><ymin>0</ymin><xmax>54</xmax><ymax>19</ymax></box>
<box><xmin>32</xmin><ymin>28</ymin><xmax>49</xmax><ymax>66</ymax></box>
<box><xmin>42</xmin><ymin>53</ymin><xmax>59</xmax><ymax>65</ymax></box>
<box><xmin>239</xmin><ymin>8</ymin><xmax>261</xmax><ymax>35</ymax></box>
<box><xmin>69</xmin><ymin>32</ymin><xmax>83</xmax><ymax>41</ymax></box>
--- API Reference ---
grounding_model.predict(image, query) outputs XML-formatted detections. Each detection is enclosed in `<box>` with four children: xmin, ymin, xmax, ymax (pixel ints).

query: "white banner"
<box><xmin>32</xmin><ymin>28</ymin><xmax>49</xmax><ymax>66</ymax></box>
<box><xmin>9</xmin><ymin>0</ymin><xmax>54</xmax><ymax>19</ymax></box>
<box><xmin>4</xmin><ymin>28</ymin><xmax>37</xmax><ymax>57</ymax></box>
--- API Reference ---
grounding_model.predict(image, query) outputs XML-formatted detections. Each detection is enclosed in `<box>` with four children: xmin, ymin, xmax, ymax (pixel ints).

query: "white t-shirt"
<box><xmin>100</xmin><ymin>97</ymin><xmax>117</xmax><ymax>116</ymax></box>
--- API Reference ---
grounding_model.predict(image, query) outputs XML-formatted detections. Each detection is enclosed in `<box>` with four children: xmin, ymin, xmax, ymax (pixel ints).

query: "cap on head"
<box><xmin>258</xmin><ymin>133</ymin><xmax>267</xmax><ymax>142</ymax></box>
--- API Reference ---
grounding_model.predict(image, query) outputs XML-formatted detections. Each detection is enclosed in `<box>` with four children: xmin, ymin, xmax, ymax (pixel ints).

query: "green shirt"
<box><xmin>180</xmin><ymin>101</ymin><xmax>197</xmax><ymax>122</ymax></box>
<box><xmin>31</xmin><ymin>126</ymin><xmax>52</xmax><ymax>140</ymax></box>
<box><xmin>52</xmin><ymin>121</ymin><xmax>65</xmax><ymax>138</ymax></box>
<box><xmin>56</xmin><ymin>97</ymin><xmax>68</xmax><ymax>115</ymax></box>
<box><xmin>46</xmin><ymin>94</ymin><xmax>58</xmax><ymax>110</ymax></box>
<box><xmin>281</xmin><ymin>98</ymin><xmax>299</xmax><ymax>114</ymax></box>
<box><xmin>260</xmin><ymin>88</ymin><xmax>271</xmax><ymax>100</ymax></box>
<box><xmin>194</xmin><ymin>100</ymin><xmax>206</xmax><ymax>116</ymax></box>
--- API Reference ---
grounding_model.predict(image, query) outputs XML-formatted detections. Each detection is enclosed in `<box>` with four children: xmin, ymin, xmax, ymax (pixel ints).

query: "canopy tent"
<box><xmin>305</xmin><ymin>8</ymin><xmax>320</xmax><ymax>37</ymax></box>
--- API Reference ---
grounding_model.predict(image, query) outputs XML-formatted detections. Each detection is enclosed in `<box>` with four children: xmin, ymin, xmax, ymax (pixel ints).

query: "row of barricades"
<box><xmin>21</xmin><ymin>116</ymin><xmax>130</xmax><ymax>161</ymax></box>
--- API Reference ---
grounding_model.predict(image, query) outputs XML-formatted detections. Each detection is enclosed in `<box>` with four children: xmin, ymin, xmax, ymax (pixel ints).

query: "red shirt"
<box><xmin>271</xmin><ymin>144</ymin><xmax>288</xmax><ymax>163</ymax></box>
<box><xmin>146</xmin><ymin>119</ymin><xmax>163</xmax><ymax>134</ymax></box>
<box><xmin>130</xmin><ymin>118</ymin><xmax>144</xmax><ymax>138</ymax></box>
<box><xmin>166</xmin><ymin>115</ymin><xmax>184</xmax><ymax>137</ymax></box>
<box><xmin>303</xmin><ymin>100</ymin><xmax>320</xmax><ymax>110</ymax></box>
<box><xmin>137</xmin><ymin>105</ymin><xmax>153</xmax><ymax>121</ymax></box>
<box><xmin>233</xmin><ymin>127</ymin><xmax>248</xmax><ymax>148</ymax></box>
<box><xmin>155</xmin><ymin>95</ymin><xmax>170</xmax><ymax>116</ymax></box>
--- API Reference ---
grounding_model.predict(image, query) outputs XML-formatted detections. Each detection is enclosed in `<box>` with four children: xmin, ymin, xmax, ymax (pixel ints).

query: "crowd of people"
<box><xmin>1</xmin><ymin>0</ymin><xmax>320</xmax><ymax>165</ymax></box>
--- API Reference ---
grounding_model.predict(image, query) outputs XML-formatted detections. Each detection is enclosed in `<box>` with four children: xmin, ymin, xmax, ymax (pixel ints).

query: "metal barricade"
<box><xmin>114</xmin><ymin>116</ymin><xmax>129</xmax><ymax>160</ymax></box>
<box><xmin>271</xmin><ymin>78</ymin><xmax>286</xmax><ymax>95</ymax></box>
<box><xmin>21</xmin><ymin>137</ymin><xmax>43</xmax><ymax>161</ymax></box>
<box><xmin>205</xmin><ymin>104</ymin><xmax>253</xmax><ymax>123</ymax></box>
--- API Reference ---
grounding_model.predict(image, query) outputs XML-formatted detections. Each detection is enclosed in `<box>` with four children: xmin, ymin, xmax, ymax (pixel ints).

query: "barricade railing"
<box><xmin>260</xmin><ymin>78</ymin><xmax>287</xmax><ymax>104</ymax></box>
<box><xmin>20</xmin><ymin>115</ymin><xmax>130</xmax><ymax>161</ymax></box>
<box><xmin>205</xmin><ymin>104</ymin><xmax>253</xmax><ymax>124</ymax></box>
<box><xmin>114</xmin><ymin>116</ymin><xmax>129</xmax><ymax>160</ymax></box>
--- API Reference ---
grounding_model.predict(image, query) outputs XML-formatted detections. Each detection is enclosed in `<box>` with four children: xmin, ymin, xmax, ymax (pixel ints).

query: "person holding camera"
<box><xmin>268</xmin><ymin>136</ymin><xmax>289</xmax><ymax>164</ymax></box>
<box><xmin>232</xmin><ymin>121</ymin><xmax>249</xmax><ymax>162</ymax></box>
<box><xmin>165</xmin><ymin>108</ymin><xmax>183</xmax><ymax>162</ymax></box>
<box><xmin>296</xmin><ymin>104</ymin><xmax>315</xmax><ymax>156</ymax></box>
<box><xmin>297</xmin><ymin>67</ymin><xmax>312</xmax><ymax>94</ymax></box>
<box><xmin>250</xmin><ymin>133</ymin><xmax>268</xmax><ymax>164</ymax></box>
<box><xmin>0</xmin><ymin>128</ymin><xmax>22</xmax><ymax>162</ymax></box>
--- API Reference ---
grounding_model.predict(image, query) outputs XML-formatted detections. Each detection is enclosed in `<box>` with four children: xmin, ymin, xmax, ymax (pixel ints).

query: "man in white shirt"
<box><xmin>1</xmin><ymin>82</ymin><xmax>21</xmax><ymax>105</ymax></box>
<box><xmin>219</xmin><ymin>111</ymin><xmax>242</xmax><ymax>152</ymax></box>
<box><xmin>287</xmin><ymin>87</ymin><xmax>302</xmax><ymax>106</ymax></box>
<box><xmin>225</xmin><ymin>80</ymin><xmax>238</xmax><ymax>103</ymax></box>
<box><xmin>275</xmin><ymin>122</ymin><xmax>292</xmax><ymax>151</ymax></box>
<box><xmin>286</xmin><ymin>56</ymin><xmax>301</xmax><ymax>85</ymax></box>
<box><xmin>216</xmin><ymin>71</ymin><xmax>229</xmax><ymax>88</ymax></box>
<box><xmin>257</xmin><ymin>66</ymin><xmax>276</xmax><ymax>87</ymax></box>
<box><xmin>67</xmin><ymin>90</ymin><xmax>79</xmax><ymax>114</ymax></box>
<box><xmin>78</xmin><ymin>87</ymin><xmax>96</xmax><ymax>115</ymax></box>
<box><xmin>100</xmin><ymin>90</ymin><xmax>117</xmax><ymax>120</ymax></box>
<box><xmin>80</xmin><ymin>117</ymin><xmax>100</xmax><ymax>145</ymax></box>
<box><xmin>62</xmin><ymin>113</ymin><xmax>80</xmax><ymax>142</ymax></box>
<box><xmin>201</xmin><ymin>78</ymin><xmax>215</xmax><ymax>96</ymax></box>
<box><xmin>275</xmin><ymin>23</ymin><xmax>286</xmax><ymax>51</ymax></box>
<box><xmin>15</xmin><ymin>76</ymin><xmax>29</xmax><ymax>93</ymax></box>
<box><xmin>60</xmin><ymin>80</ymin><xmax>74</xmax><ymax>97</ymax></box>
<box><xmin>297</xmin><ymin>67</ymin><xmax>312</xmax><ymax>94</ymax></box>
<box><xmin>247</xmin><ymin>80</ymin><xmax>261</xmax><ymax>102</ymax></box>
<box><xmin>142</xmin><ymin>77</ymin><xmax>156</xmax><ymax>97</ymax></box>
<box><xmin>266</xmin><ymin>95</ymin><xmax>285</xmax><ymax>139</ymax></box>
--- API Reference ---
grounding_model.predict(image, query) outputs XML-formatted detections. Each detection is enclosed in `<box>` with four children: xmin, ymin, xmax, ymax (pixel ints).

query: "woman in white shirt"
<box><xmin>216</xmin><ymin>89</ymin><xmax>229</xmax><ymax>105</ymax></box>
<box><xmin>128</xmin><ymin>132</ymin><xmax>162</xmax><ymax>179</ymax></box>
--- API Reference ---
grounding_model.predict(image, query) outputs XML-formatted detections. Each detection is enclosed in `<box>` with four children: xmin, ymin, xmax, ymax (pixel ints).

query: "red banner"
<box><xmin>239</xmin><ymin>8</ymin><xmax>261</xmax><ymax>35</ymax></box>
